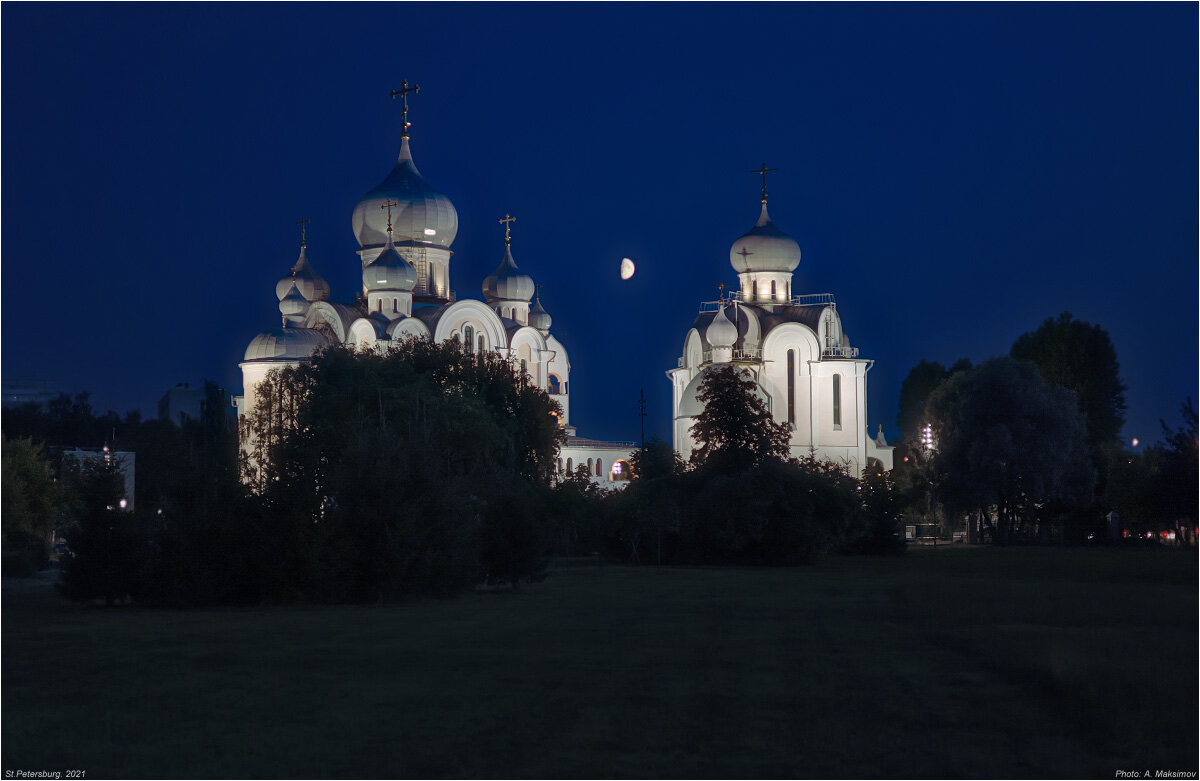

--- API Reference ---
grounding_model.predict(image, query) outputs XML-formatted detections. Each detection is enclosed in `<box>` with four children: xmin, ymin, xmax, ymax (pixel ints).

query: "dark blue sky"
<box><xmin>3</xmin><ymin>2</ymin><xmax>1196</xmax><ymax>447</ymax></box>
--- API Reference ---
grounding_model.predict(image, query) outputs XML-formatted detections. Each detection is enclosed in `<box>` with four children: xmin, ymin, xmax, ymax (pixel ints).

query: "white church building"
<box><xmin>235</xmin><ymin>88</ymin><xmax>635</xmax><ymax>486</ymax></box>
<box><xmin>667</xmin><ymin>172</ymin><xmax>893</xmax><ymax>477</ymax></box>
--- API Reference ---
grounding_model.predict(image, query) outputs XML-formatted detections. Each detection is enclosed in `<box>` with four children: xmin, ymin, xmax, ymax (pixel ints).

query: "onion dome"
<box><xmin>362</xmin><ymin>235</ymin><xmax>417</xmax><ymax>292</ymax></box>
<box><xmin>705</xmin><ymin>303</ymin><xmax>738</xmax><ymax>348</ymax></box>
<box><xmin>729</xmin><ymin>203</ymin><xmax>801</xmax><ymax>273</ymax></box>
<box><xmin>351</xmin><ymin>137</ymin><xmax>458</xmax><ymax>250</ymax></box>
<box><xmin>278</xmin><ymin>281</ymin><xmax>309</xmax><ymax>324</ymax></box>
<box><xmin>482</xmin><ymin>245</ymin><xmax>535</xmax><ymax>303</ymax></box>
<box><xmin>243</xmin><ymin>327</ymin><xmax>330</xmax><ymax>362</ymax></box>
<box><xmin>529</xmin><ymin>288</ymin><xmax>552</xmax><ymax>332</ymax></box>
<box><xmin>275</xmin><ymin>246</ymin><xmax>330</xmax><ymax>303</ymax></box>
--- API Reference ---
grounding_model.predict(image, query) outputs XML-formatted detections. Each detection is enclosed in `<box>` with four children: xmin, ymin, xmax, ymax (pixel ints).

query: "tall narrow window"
<box><xmin>751</xmin><ymin>280</ymin><xmax>758</xmax><ymax>301</ymax></box>
<box><xmin>393</xmin><ymin>299</ymin><xmax>398</xmax><ymax>314</ymax></box>
<box><xmin>478</xmin><ymin>334</ymin><xmax>486</xmax><ymax>353</ymax></box>
<box><xmin>770</xmin><ymin>280</ymin><xmax>777</xmax><ymax>300</ymax></box>
<box><xmin>587</xmin><ymin>458</ymin><xmax>593</xmax><ymax>473</ymax></box>
<box><xmin>596</xmin><ymin>459</ymin><xmax>603</xmax><ymax>476</ymax></box>
<box><xmin>787</xmin><ymin>349</ymin><xmax>795</xmax><ymax>428</ymax></box>
<box><xmin>464</xmin><ymin>325</ymin><xmax>475</xmax><ymax>353</ymax></box>
<box><xmin>832</xmin><ymin>374</ymin><xmax>842</xmax><ymax>428</ymax></box>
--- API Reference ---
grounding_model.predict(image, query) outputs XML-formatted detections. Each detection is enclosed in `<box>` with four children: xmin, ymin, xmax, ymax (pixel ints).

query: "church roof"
<box><xmin>243</xmin><ymin>326</ymin><xmax>331</xmax><ymax>362</ymax></box>
<box><xmin>352</xmin><ymin>137</ymin><xmax>458</xmax><ymax>251</ymax></box>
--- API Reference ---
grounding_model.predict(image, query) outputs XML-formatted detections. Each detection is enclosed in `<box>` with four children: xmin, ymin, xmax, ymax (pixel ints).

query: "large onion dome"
<box><xmin>363</xmin><ymin>235</ymin><xmax>417</xmax><ymax>292</ymax></box>
<box><xmin>482</xmin><ymin>245</ymin><xmax>535</xmax><ymax>303</ymax></box>
<box><xmin>243</xmin><ymin>327</ymin><xmax>330</xmax><ymax>362</ymax></box>
<box><xmin>351</xmin><ymin>137</ymin><xmax>458</xmax><ymax>250</ymax></box>
<box><xmin>529</xmin><ymin>288</ymin><xmax>552</xmax><ymax>332</ymax></box>
<box><xmin>729</xmin><ymin>203</ymin><xmax>801</xmax><ymax>273</ymax></box>
<box><xmin>275</xmin><ymin>246</ymin><xmax>330</xmax><ymax>302</ymax></box>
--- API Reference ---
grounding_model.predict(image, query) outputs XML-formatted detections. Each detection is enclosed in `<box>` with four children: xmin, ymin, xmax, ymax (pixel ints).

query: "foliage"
<box><xmin>926</xmin><ymin>357</ymin><xmax>1094</xmax><ymax>543</ymax></box>
<box><xmin>688</xmin><ymin>365</ymin><xmax>791</xmax><ymax>470</ymax></box>
<box><xmin>1010</xmin><ymin>312</ymin><xmax>1127</xmax><ymax>456</ymax></box>
<box><xmin>895</xmin><ymin>358</ymin><xmax>971</xmax><ymax>442</ymax></box>
<box><xmin>1151</xmin><ymin>398</ymin><xmax>1198</xmax><ymax>526</ymax></box>
<box><xmin>243</xmin><ymin>340</ymin><xmax>563</xmax><ymax>600</ymax></box>
<box><xmin>1</xmin><ymin>435</ymin><xmax>62</xmax><ymax>575</ymax></box>
<box><xmin>57</xmin><ymin>457</ymin><xmax>143</xmax><ymax>603</ymax></box>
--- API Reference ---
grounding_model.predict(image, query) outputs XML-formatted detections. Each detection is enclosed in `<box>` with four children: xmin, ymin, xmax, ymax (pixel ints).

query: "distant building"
<box><xmin>235</xmin><ymin>89</ymin><xmax>633</xmax><ymax>487</ymax></box>
<box><xmin>61</xmin><ymin>447</ymin><xmax>136</xmax><ymax>512</ymax></box>
<box><xmin>667</xmin><ymin>182</ymin><xmax>893</xmax><ymax>478</ymax></box>
<box><xmin>158</xmin><ymin>383</ymin><xmax>209</xmax><ymax>426</ymax></box>
<box><xmin>2</xmin><ymin>380</ymin><xmax>57</xmax><ymax>409</ymax></box>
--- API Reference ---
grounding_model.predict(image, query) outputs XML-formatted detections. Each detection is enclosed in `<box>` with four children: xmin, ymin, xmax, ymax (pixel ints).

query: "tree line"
<box><xmin>890</xmin><ymin>312</ymin><xmax>1197</xmax><ymax>543</ymax></box>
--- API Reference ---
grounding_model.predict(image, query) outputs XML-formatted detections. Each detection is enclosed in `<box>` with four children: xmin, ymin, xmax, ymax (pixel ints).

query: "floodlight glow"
<box><xmin>424</xmin><ymin>228</ymin><xmax>437</xmax><ymax>236</ymax></box>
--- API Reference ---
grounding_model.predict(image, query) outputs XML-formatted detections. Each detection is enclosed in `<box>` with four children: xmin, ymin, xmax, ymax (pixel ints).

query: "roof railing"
<box><xmin>699</xmin><ymin>291</ymin><xmax>836</xmax><ymax>312</ymax></box>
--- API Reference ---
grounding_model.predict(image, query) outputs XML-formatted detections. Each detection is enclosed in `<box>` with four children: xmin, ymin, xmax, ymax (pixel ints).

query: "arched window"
<box><xmin>478</xmin><ymin>334</ymin><xmax>486</xmax><ymax>354</ymax></box>
<box><xmin>751</xmin><ymin>280</ymin><xmax>758</xmax><ymax>301</ymax></box>
<box><xmin>587</xmin><ymin>458</ymin><xmax>593</xmax><ymax>473</ymax></box>
<box><xmin>548</xmin><ymin>374</ymin><xmax>561</xmax><ymax>394</ymax></box>
<box><xmin>595</xmin><ymin>459</ymin><xmax>603</xmax><ymax>476</ymax></box>
<box><xmin>787</xmin><ymin>349</ymin><xmax>795</xmax><ymax>428</ymax></box>
<box><xmin>558</xmin><ymin>458</ymin><xmax>564</xmax><ymax>474</ymax></box>
<box><xmin>770</xmin><ymin>280</ymin><xmax>777</xmax><ymax>300</ymax></box>
<box><xmin>464</xmin><ymin>325</ymin><xmax>475</xmax><ymax>353</ymax></box>
<box><xmin>520</xmin><ymin>359</ymin><xmax>527</xmax><ymax>376</ymax></box>
<box><xmin>832</xmin><ymin>374</ymin><xmax>842</xmax><ymax>429</ymax></box>
<box><xmin>566</xmin><ymin>458</ymin><xmax>573</xmax><ymax>473</ymax></box>
<box><xmin>611</xmin><ymin>460</ymin><xmax>632</xmax><ymax>482</ymax></box>
<box><xmin>393</xmin><ymin>299</ymin><xmax>398</xmax><ymax>314</ymax></box>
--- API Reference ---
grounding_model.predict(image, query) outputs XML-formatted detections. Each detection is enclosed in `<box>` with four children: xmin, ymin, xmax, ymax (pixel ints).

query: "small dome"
<box><xmin>729</xmin><ymin>203</ymin><xmax>801</xmax><ymax>273</ymax></box>
<box><xmin>677</xmin><ymin>366</ymin><xmax>770</xmax><ymax>419</ymax></box>
<box><xmin>352</xmin><ymin>138</ymin><xmax>458</xmax><ymax>250</ymax></box>
<box><xmin>362</xmin><ymin>238</ymin><xmax>417</xmax><ymax>292</ymax></box>
<box><xmin>275</xmin><ymin>246</ymin><xmax>330</xmax><ymax>302</ymax></box>
<box><xmin>705</xmin><ymin>303</ymin><xmax>737</xmax><ymax>349</ymax></box>
<box><xmin>483</xmin><ymin>245</ymin><xmax>535</xmax><ymax>303</ymax></box>
<box><xmin>529</xmin><ymin>291</ymin><xmax>552</xmax><ymax>332</ymax></box>
<box><xmin>279</xmin><ymin>281</ymin><xmax>309</xmax><ymax>323</ymax></box>
<box><xmin>243</xmin><ymin>326</ymin><xmax>330</xmax><ymax>362</ymax></box>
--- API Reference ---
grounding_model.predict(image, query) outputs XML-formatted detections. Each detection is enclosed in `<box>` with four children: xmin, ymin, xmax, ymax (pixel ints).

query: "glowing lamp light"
<box><xmin>119</xmin><ymin>499</ymin><xmax>128</xmax><ymax>510</ymax></box>
<box><xmin>1131</xmin><ymin>437</ymin><xmax>1139</xmax><ymax>447</ymax></box>
<box><xmin>424</xmin><ymin>228</ymin><xmax>437</xmax><ymax>236</ymax></box>
<box><xmin>612</xmin><ymin>462</ymin><xmax>623</xmax><ymax>475</ymax></box>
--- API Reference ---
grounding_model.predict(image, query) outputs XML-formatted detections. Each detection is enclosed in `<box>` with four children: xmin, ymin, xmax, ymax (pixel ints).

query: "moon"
<box><xmin>620</xmin><ymin>257</ymin><xmax>635</xmax><ymax>280</ymax></box>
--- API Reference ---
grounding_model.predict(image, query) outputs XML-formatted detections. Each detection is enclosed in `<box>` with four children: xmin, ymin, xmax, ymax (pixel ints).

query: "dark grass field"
<box><xmin>3</xmin><ymin>546</ymin><xmax>1197</xmax><ymax>779</ymax></box>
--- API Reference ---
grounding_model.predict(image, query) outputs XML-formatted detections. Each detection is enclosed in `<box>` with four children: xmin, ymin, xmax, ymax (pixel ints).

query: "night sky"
<box><xmin>2</xmin><ymin>3</ymin><xmax>1195</xmax><ymax>448</ymax></box>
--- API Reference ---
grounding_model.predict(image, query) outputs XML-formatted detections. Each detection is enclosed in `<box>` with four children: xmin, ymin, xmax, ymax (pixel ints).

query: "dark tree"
<box><xmin>1011</xmin><ymin>312</ymin><xmax>1127</xmax><ymax>457</ymax></box>
<box><xmin>1153</xmin><ymin>398</ymin><xmax>1198</xmax><ymax>528</ymax></box>
<box><xmin>689</xmin><ymin>365</ymin><xmax>790</xmax><ymax>470</ymax></box>
<box><xmin>896</xmin><ymin>358</ymin><xmax>972</xmax><ymax>442</ymax></box>
<box><xmin>1</xmin><ymin>436</ymin><xmax>62</xmax><ymax>575</ymax></box>
<box><xmin>927</xmin><ymin>357</ymin><xmax>1094</xmax><ymax>544</ymax></box>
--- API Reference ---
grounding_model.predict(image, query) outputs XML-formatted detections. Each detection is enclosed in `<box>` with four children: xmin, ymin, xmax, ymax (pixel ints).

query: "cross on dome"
<box><xmin>380</xmin><ymin>199</ymin><xmax>399</xmax><ymax>234</ymax></box>
<box><xmin>752</xmin><ymin>163</ymin><xmax>777</xmax><ymax>204</ymax></box>
<box><xmin>499</xmin><ymin>213</ymin><xmax>516</xmax><ymax>246</ymax></box>
<box><xmin>296</xmin><ymin>216</ymin><xmax>309</xmax><ymax>248</ymax></box>
<box><xmin>390</xmin><ymin>80</ymin><xmax>420</xmax><ymax>139</ymax></box>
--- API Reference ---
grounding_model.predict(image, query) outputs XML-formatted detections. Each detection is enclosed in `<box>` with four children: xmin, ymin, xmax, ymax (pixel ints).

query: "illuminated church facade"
<box><xmin>235</xmin><ymin>86</ymin><xmax>634</xmax><ymax>485</ymax></box>
<box><xmin>667</xmin><ymin>170</ymin><xmax>893</xmax><ymax>477</ymax></box>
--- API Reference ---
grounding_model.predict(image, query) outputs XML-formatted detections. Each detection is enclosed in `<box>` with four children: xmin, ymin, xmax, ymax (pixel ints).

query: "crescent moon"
<box><xmin>620</xmin><ymin>257</ymin><xmax>635</xmax><ymax>280</ymax></box>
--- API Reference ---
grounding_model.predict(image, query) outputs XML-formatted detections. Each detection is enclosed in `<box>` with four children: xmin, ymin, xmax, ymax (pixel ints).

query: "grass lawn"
<box><xmin>3</xmin><ymin>546</ymin><xmax>1197</xmax><ymax>778</ymax></box>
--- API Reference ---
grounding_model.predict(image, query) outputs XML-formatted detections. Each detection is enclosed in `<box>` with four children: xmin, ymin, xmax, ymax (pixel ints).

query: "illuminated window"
<box><xmin>464</xmin><ymin>325</ymin><xmax>475</xmax><ymax>353</ymax></box>
<box><xmin>832</xmin><ymin>374</ymin><xmax>842</xmax><ymax>428</ymax></box>
<box><xmin>478</xmin><ymin>334</ymin><xmax>486</xmax><ymax>353</ymax></box>
<box><xmin>787</xmin><ymin>349</ymin><xmax>795</xmax><ymax>428</ymax></box>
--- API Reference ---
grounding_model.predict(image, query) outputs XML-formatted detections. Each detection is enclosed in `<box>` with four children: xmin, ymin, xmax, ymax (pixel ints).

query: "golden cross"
<box><xmin>296</xmin><ymin>216</ymin><xmax>309</xmax><ymax>248</ymax></box>
<box><xmin>390</xmin><ymin>80</ymin><xmax>420</xmax><ymax>138</ymax></box>
<box><xmin>717</xmin><ymin>282</ymin><xmax>725</xmax><ymax>297</ymax></box>
<box><xmin>380</xmin><ymin>199</ymin><xmax>399</xmax><ymax>234</ymax></box>
<box><xmin>499</xmin><ymin>213</ymin><xmax>516</xmax><ymax>245</ymax></box>
<box><xmin>751</xmin><ymin>163</ymin><xmax>777</xmax><ymax>203</ymax></box>
<box><xmin>736</xmin><ymin>247</ymin><xmax>754</xmax><ymax>261</ymax></box>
